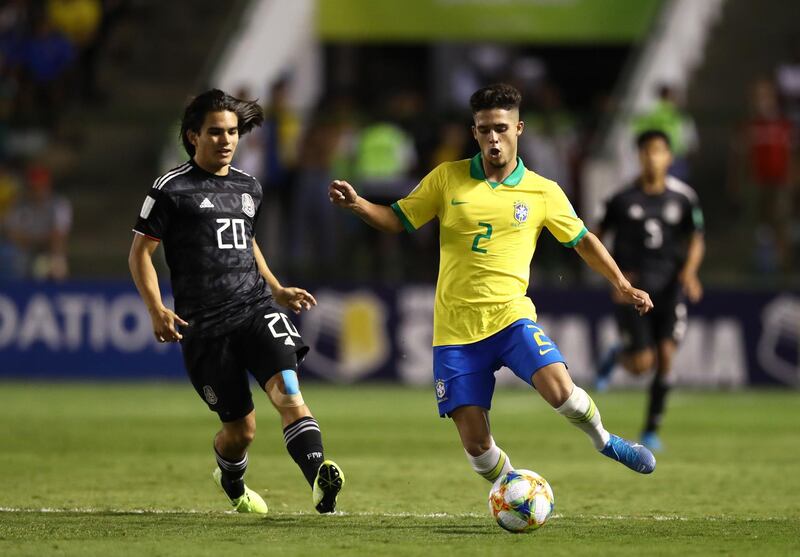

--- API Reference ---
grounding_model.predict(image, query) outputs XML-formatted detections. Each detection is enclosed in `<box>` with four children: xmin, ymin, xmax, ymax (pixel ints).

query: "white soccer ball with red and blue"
<box><xmin>488</xmin><ymin>469</ymin><xmax>554</xmax><ymax>533</ymax></box>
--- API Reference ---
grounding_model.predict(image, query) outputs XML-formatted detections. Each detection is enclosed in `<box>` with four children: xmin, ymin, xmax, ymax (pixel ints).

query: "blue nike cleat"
<box><xmin>600</xmin><ymin>434</ymin><xmax>656</xmax><ymax>474</ymax></box>
<box><xmin>595</xmin><ymin>345</ymin><xmax>621</xmax><ymax>392</ymax></box>
<box><xmin>640</xmin><ymin>431</ymin><xmax>663</xmax><ymax>452</ymax></box>
<box><xmin>594</xmin><ymin>376</ymin><xmax>611</xmax><ymax>393</ymax></box>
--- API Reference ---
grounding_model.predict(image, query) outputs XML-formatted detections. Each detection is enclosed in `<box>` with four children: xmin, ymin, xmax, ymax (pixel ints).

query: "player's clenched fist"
<box><xmin>149</xmin><ymin>306</ymin><xmax>188</xmax><ymax>342</ymax></box>
<box><xmin>274</xmin><ymin>286</ymin><xmax>317</xmax><ymax>315</ymax></box>
<box><xmin>329</xmin><ymin>180</ymin><xmax>358</xmax><ymax>208</ymax></box>
<box><xmin>614</xmin><ymin>283</ymin><xmax>654</xmax><ymax>316</ymax></box>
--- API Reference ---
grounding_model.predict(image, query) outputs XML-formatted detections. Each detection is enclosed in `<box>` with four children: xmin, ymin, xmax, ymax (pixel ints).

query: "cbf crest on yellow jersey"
<box><xmin>391</xmin><ymin>154</ymin><xmax>587</xmax><ymax>346</ymax></box>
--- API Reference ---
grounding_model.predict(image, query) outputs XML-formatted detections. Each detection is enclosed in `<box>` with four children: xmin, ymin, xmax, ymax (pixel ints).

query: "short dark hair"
<box><xmin>469</xmin><ymin>83</ymin><xmax>522</xmax><ymax>114</ymax></box>
<box><xmin>180</xmin><ymin>89</ymin><xmax>264</xmax><ymax>157</ymax></box>
<box><xmin>636</xmin><ymin>129</ymin><xmax>671</xmax><ymax>150</ymax></box>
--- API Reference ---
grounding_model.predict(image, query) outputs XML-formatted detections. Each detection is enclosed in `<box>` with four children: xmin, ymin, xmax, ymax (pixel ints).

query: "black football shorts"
<box><xmin>180</xmin><ymin>305</ymin><xmax>309</xmax><ymax>422</ymax></box>
<box><xmin>615</xmin><ymin>289</ymin><xmax>687</xmax><ymax>354</ymax></box>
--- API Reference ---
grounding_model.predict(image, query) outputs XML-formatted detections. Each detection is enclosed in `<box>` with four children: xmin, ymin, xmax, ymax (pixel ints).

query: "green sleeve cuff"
<box><xmin>391</xmin><ymin>202</ymin><xmax>416</xmax><ymax>233</ymax></box>
<box><xmin>560</xmin><ymin>226</ymin><xmax>588</xmax><ymax>248</ymax></box>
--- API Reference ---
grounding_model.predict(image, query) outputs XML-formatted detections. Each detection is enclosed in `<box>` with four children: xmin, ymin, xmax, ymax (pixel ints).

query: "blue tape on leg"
<box><xmin>281</xmin><ymin>369</ymin><xmax>300</xmax><ymax>395</ymax></box>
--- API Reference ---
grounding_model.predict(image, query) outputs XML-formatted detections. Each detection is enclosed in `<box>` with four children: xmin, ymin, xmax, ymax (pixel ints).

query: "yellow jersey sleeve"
<box><xmin>390</xmin><ymin>166</ymin><xmax>444</xmax><ymax>232</ymax></box>
<box><xmin>543</xmin><ymin>182</ymin><xmax>587</xmax><ymax>247</ymax></box>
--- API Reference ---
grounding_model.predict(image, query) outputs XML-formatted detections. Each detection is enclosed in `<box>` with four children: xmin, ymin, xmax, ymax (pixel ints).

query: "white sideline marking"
<box><xmin>0</xmin><ymin>508</ymin><xmax>792</xmax><ymax>522</ymax></box>
<box><xmin>0</xmin><ymin>507</ymin><xmax>485</xmax><ymax>518</ymax></box>
<box><xmin>0</xmin><ymin>507</ymin><xmax>212</xmax><ymax>515</ymax></box>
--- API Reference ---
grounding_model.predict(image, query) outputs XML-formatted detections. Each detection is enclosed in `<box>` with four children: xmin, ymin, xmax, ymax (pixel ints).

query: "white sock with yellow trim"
<box><xmin>466</xmin><ymin>439</ymin><xmax>514</xmax><ymax>483</ymax></box>
<box><xmin>556</xmin><ymin>386</ymin><xmax>611</xmax><ymax>450</ymax></box>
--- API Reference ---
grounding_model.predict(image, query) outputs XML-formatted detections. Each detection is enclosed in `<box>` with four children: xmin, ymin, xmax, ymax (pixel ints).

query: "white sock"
<box><xmin>465</xmin><ymin>439</ymin><xmax>514</xmax><ymax>483</ymax></box>
<box><xmin>556</xmin><ymin>386</ymin><xmax>611</xmax><ymax>450</ymax></box>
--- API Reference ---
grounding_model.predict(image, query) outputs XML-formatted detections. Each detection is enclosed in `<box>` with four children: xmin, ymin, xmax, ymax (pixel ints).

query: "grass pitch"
<box><xmin>0</xmin><ymin>383</ymin><xmax>798</xmax><ymax>556</ymax></box>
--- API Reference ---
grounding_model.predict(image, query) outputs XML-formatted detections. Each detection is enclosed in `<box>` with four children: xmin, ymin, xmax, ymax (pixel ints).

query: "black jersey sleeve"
<box><xmin>133</xmin><ymin>186</ymin><xmax>175</xmax><ymax>241</ymax></box>
<box><xmin>598</xmin><ymin>194</ymin><xmax>618</xmax><ymax>232</ymax></box>
<box><xmin>252</xmin><ymin>178</ymin><xmax>264</xmax><ymax>226</ymax></box>
<box><xmin>686</xmin><ymin>194</ymin><xmax>704</xmax><ymax>234</ymax></box>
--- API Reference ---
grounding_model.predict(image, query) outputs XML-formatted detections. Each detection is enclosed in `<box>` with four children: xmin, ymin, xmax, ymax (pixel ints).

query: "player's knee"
<box><xmin>237</xmin><ymin>426</ymin><xmax>256</xmax><ymax>447</ymax></box>
<box><xmin>463</xmin><ymin>438</ymin><xmax>493</xmax><ymax>457</ymax></box>
<box><xmin>531</xmin><ymin>363</ymin><xmax>573</xmax><ymax>407</ymax></box>
<box><xmin>266</xmin><ymin>369</ymin><xmax>305</xmax><ymax>410</ymax></box>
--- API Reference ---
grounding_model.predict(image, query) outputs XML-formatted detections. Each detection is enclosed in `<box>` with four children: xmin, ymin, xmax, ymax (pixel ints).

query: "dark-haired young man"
<box><xmin>329</xmin><ymin>83</ymin><xmax>658</xmax><ymax>488</ymax></box>
<box><xmin>128</xmin><ymin>89</ymin><xmax>344</xmax><ymax>514</ymax></box>
<box><xmin>595</xmin><ymin>129</ymin><xmax>705</xmax><ymax>451</ymax></box>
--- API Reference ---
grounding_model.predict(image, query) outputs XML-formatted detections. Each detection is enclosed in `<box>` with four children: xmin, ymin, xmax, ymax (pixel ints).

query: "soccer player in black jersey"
<box><xmin>128</xmin><ymin>89</ymin><xmax>344</xmax><ymax>514</ymax></box>
<box><xmin>595</xmin><ymin>129</ymin><xmax>705</xmax><ymax>451</ymax></box>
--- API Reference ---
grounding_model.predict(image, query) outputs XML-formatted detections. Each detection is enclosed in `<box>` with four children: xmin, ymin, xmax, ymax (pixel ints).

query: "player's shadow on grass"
<box><xmin>428</xmin><ymin>525</ymin><xmax>499</xmax><ymax>535</ymax></box>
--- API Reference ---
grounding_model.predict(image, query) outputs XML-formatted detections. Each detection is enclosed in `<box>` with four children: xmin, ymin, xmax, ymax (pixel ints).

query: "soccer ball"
<box><xmin>488</xmin><ymin>469</ymin><xmax>554</xmax><ymax>533</ymax></box>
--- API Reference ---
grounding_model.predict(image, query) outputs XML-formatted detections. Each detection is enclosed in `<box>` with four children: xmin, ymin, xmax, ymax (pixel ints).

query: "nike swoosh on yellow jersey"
<box><xmin>450</xmin><ymin>199</ymin><xmax>468</xmax><ymax>205</ymax></box>
<box><xmin>539</xmin><ymin>347</ymin><xmax>555</xmax><ymax>356</ymax></box>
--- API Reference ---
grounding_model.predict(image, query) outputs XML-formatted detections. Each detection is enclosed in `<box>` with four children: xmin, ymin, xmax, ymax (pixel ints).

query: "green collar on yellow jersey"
<box><xmin>469</xmin><ymin>153</ymin><xmax>526</xmax><ymax>188</ymax></box>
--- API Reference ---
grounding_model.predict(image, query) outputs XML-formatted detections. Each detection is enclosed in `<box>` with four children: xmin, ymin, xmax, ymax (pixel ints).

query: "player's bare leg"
<box><xmin>597</xmin><ymin>347</ymin><xmax>653</xmax><ymax>391</ymax></box>
<box><xmin>215</xmin><ymin>411</ymin><xmax>256</xmax><ymax>458</ymax></box>
<box><xmin>211</xmin><ymin>411</ymin><xmax>268</xmax><ymax>513</ymax></box>
<box><xmin>620</xmin><ymin>349</ymin><xmax>655</xmax><ymax>375</ymax></box>
<box><xmin>264</xmin><ymin>371</ymin><xmax>344</xmax><ymax>513</ymax></box>
<box><xmin>451</xmin><ymin>405</ymin><xmax>514</xmax><ymax>483</ymax></box>
<box><xmin>641</xmin><ymin>340</ymin><xmax>676</xmax><ymax>451</ymax></box>
<box><xmin>597</xmin><ymin>343</ymin><xmax>655</xmax><ymax>391</ymax></box>
<box><xmin>533</xmin><ymin>362</ymin><xmax>655</xmax><ymax>474</ymax></box>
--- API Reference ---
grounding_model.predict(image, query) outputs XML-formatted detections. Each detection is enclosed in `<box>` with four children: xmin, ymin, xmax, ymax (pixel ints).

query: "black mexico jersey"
<box><xmin>599</xmin><ymin>176</ymin><xmax>704</xmax><ymax>292</ymax></box>
<box><xmin>133</xmin><ymin>160</ymin><xmax>272</xmax><ymax>337</ymax></box>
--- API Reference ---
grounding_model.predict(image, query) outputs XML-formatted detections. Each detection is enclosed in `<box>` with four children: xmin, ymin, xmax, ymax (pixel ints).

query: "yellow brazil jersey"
<box><xmin>391</xmin><ymin>154</ymin><xmax>587</xmax><ymax>346</ymax></box>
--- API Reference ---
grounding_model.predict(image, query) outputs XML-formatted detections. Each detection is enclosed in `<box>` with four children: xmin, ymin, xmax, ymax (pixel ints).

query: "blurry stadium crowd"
<box><xmin>241</xmin><ymin>55</ymin><xmax>800</xmax><ymax>285</ymax></box>
<box><xmin>0</xmin><ymin>4</ymin><xmax>798</xmax><ymax>284</ymax></box>
<box><xmin>0</xmin><ymin>0</ymin><xmax>125</xmax><ymax>280</ymax></box>
<box><xmin>237</xmin><ymin>70</ymin><xmax>606</xmax><ymax>284</ymax></box>
<box><xmin>735</xmin><ymin>66</ymin><xmax>800</xmax><ymax>275</ymax></box>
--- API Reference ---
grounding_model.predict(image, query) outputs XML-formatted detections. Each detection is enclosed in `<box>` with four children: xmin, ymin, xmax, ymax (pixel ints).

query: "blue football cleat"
<box><xmin>640</xmin><ymin>431</ymin><xmax>663</xmax><ymax>452</ymax></box>
<box><xmin>600</xmin><ymin>434</ymin><xmax>656</xmax><ymax>474</ymax></box>
<box><xmin>594</xmin><ymin>376</ymin><xmax>611</xmax><ymax>393</ymax></box>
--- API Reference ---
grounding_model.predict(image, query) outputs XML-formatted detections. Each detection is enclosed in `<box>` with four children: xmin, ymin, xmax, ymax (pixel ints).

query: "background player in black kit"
<box><xmin>595</xmin><ymin>129</ymin><xmax>705</xmax><ymax>452</ymax></box>
<box><xmin>128</xmin><ymin>89</ymin><xmax>344</xmax><ymax>514</ymax></box>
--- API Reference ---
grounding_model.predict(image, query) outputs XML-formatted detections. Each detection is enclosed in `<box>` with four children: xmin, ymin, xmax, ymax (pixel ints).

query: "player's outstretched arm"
<box><xmin>328</xmin><ymin>179</ymin><xmax>404</xmax><ymax>233</ymax></box>
<box><xmin>573</xmin><ymin>231</ymin><xmax>654</xmax><ymax>316</ymax></box>
<box><xmin>252</xmin><ymin>239</ymin><xmax>316</xmax><ymax>314</ymax></box>
<box><xmin>678</xmin><ymin>232</ymin><xmax>705</xmax><ymax>303</ymax></box>
<box><xmin>128</xmin><ymin>234</ymin><xmax>188</xmax><ymax>342</ymax></box>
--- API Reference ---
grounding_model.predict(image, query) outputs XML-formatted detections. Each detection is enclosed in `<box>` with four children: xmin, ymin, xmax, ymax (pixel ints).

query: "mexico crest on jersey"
<box><xmin>513</xmin><ymin>201</ymin><xmax>529</xmax><ymax>223</ymax></box>
<box><xmin>663</xmin><ymin>201</ymin><xmax>682</xmax><ymax>224</ymax></box>
<box><xmin>241</xmin><ymin>193</ymin><xmax>255</xmax><ymax>217</ymax></box>
<box><xmin>203</xmin><ymin>385</ymin><xmax>218</xmax><ymax>405</ymax></box>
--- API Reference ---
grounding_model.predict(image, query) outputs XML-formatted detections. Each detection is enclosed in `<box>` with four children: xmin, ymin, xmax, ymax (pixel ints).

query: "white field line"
<box><xmin>0</xmin><ymin>507</ymin><xmax>214</xmax><ymax>515</ymax></box>
<box><xmin>0</xmin><ymin>508</ymin><xmax>795</xmax><ymax>521</ymax></box>
<box><xmin>0</xmin><ymin>507</ymin><xmax>483</xmax><ymax>518</ymax></box>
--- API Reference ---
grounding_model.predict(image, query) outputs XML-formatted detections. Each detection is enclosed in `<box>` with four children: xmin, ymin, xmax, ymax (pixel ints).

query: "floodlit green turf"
<box><xmin>0</xmin><ymin>383</ymin><xmax>798</xmax><ymax>556</ymax></box>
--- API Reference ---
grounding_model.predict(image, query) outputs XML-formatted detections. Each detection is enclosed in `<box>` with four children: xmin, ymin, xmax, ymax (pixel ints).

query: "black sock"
<box><xmin>645</xmin><ymin>374</ymin><xmax>671</xmax><ymax>433</ymax></box>
<box><xmin>215</xmin><ymin>449</ymin><xmax>247</xmax><ymax>499</ymax></box>
<box><xmin>283</xmin><ymin>417</ymin><xmax>324</xmax><ymax>487</ymax></box>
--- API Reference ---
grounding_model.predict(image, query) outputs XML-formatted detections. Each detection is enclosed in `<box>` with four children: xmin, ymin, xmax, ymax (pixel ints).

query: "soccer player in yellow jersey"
<box><xmin>329</xmin><ymin>84</ymin><xmax>657</xmax><ymax>481</ymax></box>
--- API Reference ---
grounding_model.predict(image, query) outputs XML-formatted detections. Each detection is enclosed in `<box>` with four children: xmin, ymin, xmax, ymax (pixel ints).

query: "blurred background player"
<box><xmin>730</xmin><ymin>78</ymin><xmax>795</xmax><ymax>274</ymax></box>
<box><xmin>128</xmin><ymin>89</ymin><xmax>344</xmax><ymax>515</ymax></box>
<box><xmin>633</xmin><ymin>84</ymin><xmax>699</xmax><ymax>182</ymax></box>
<box><xmin>594</xmin><ymin>129</ymin><xmax>705</xmax><ymax>451</ymax></box>
<box><xmin>4</xmin><ymin>163</ymin><xmax>72</xmax><ymax>280</ymax></box>
<box><xmin>330</xmin><ymin>83</ymin><xmax>657</xmax><ymax>487</ymax></box>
